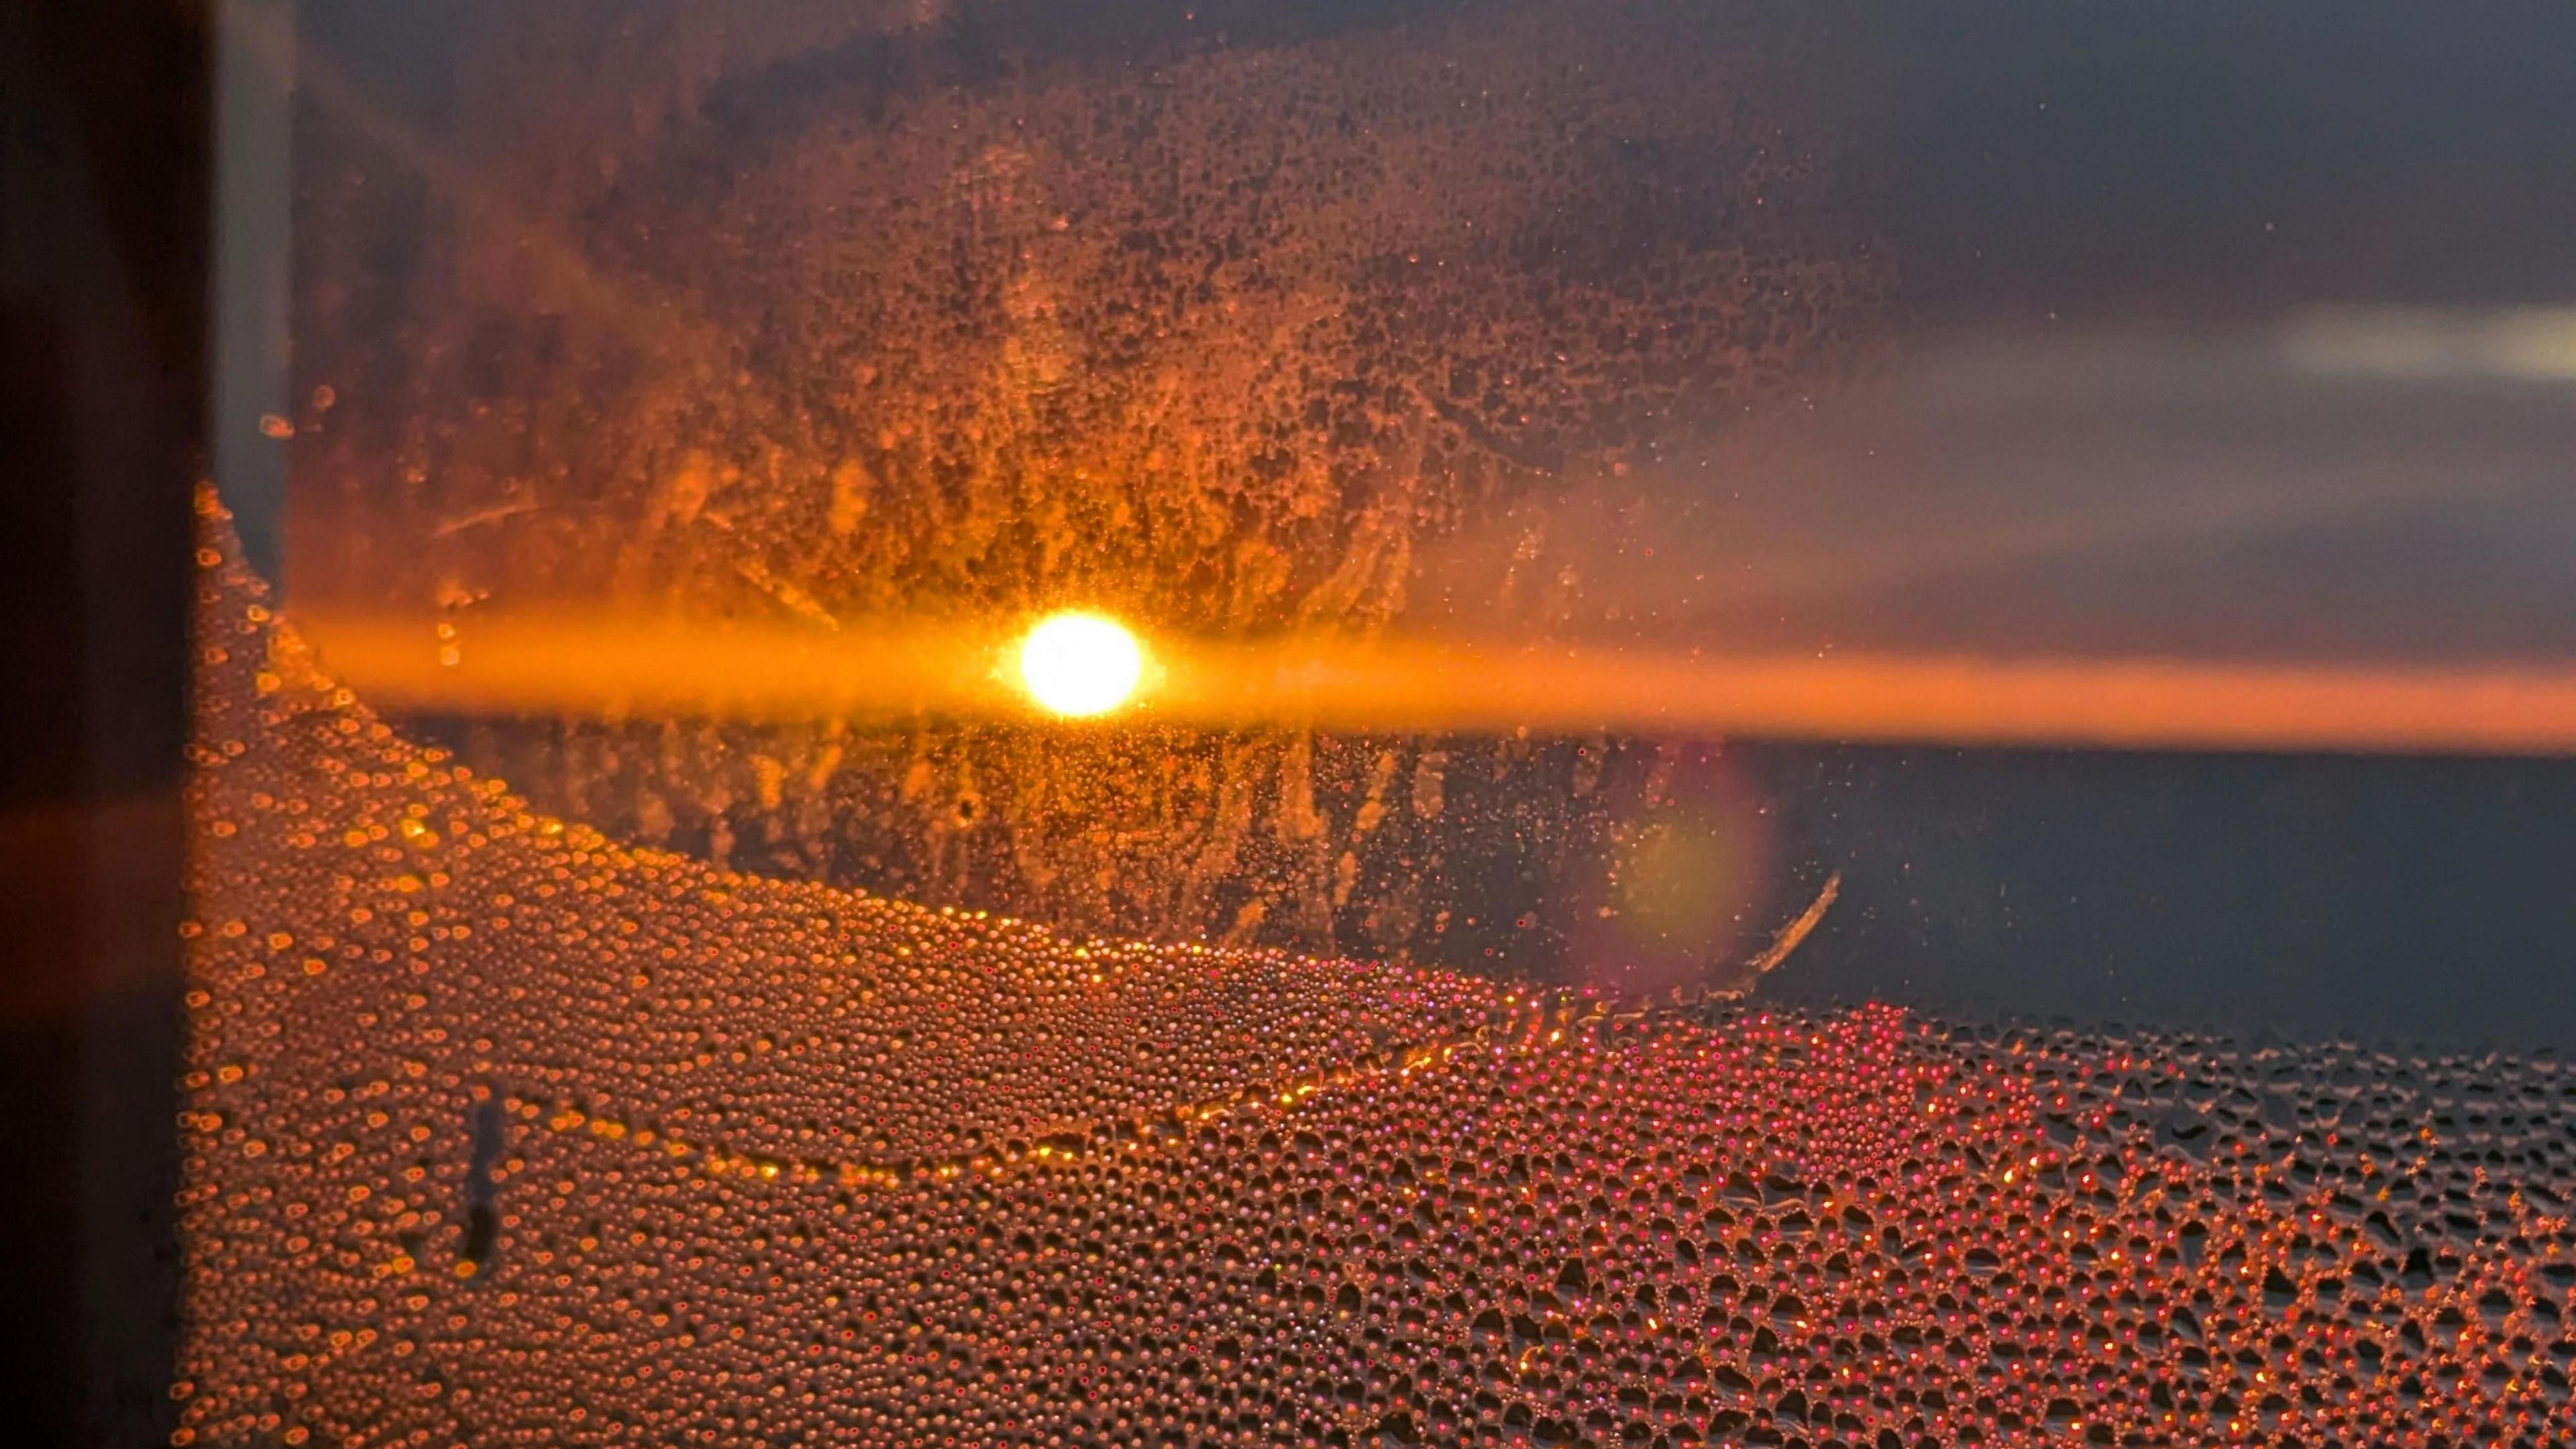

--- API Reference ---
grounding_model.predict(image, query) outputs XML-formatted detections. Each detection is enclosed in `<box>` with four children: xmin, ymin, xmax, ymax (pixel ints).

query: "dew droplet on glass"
<box><xmin>180</xmin><ymin>496</ymin><xmax>2576</xmax><ymax>1446</ymax></box>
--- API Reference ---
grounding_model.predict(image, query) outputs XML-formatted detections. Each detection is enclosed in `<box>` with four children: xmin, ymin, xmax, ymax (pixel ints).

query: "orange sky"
<box><xmin>296</xmin><ymin>610</ymin><xmax>2576</xmax><ymax>757</ymax></box>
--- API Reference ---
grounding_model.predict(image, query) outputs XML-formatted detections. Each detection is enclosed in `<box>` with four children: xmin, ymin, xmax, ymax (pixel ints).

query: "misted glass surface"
<box><xmin>179</xmin><ymin>4</ymin><xmax>2576</xmax><ymax>1446</ymax></box>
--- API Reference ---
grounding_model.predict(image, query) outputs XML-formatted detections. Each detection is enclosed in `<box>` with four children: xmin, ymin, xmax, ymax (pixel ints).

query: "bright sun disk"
<box><xmin>1017</xmin><ymin>612</ymin><xmax>1145</xmax><ymax>717</ymax></box>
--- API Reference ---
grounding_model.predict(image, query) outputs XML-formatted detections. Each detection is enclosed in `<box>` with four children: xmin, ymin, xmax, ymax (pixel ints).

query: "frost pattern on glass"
<box><xmin>182</xmin><ymin>497</ymin><xmax>2575</xmax><ymax>1446</ymax></box>
<box><xmin>288</xmin><ymin>0</ymin><xmax>1886</xmax><ymax>959</ymax></box>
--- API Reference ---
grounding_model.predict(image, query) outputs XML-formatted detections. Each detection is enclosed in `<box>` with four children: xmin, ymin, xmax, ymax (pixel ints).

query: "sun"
<box><xmin>1016</xmin><ymin>612</ymin><xmax>1146</xmax><ymax>717</ymax></box>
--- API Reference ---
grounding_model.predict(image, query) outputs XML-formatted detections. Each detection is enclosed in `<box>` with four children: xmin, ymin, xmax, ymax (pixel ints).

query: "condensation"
<box><xmin>287</xmin><ymin>0</ymin><xmax>1886</xmax><ymax>957</ymax></box>
<box><xmin>182</xmin><ymin>496</ymin><xmax>2575</xmax><ymax>1446</ymax></box>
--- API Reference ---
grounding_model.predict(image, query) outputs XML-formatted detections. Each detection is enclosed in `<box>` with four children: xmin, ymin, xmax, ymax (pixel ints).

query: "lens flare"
<box><xmin>1016</xmin><ymin>612</ymin><xmax>1144</xmax><ymax>717</ymax></box>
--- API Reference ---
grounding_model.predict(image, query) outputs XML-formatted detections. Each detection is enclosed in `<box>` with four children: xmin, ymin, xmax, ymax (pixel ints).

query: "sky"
<box><xmin>1709</xmin><ymin>3</ymin><xmax>2576</xmax><ymax>1045</ymax></box>
<box><xmin>277</xmin><ymin>0</ymin><xmax>2576</xmax><ymax>1046</ymax></box>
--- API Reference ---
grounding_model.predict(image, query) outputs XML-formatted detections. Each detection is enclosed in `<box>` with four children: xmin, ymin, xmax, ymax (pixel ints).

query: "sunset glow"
<box><xmin>1016</xmin><ymin>612</ymin><xmax>1145</xmax><ymax>718</ymax></box>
